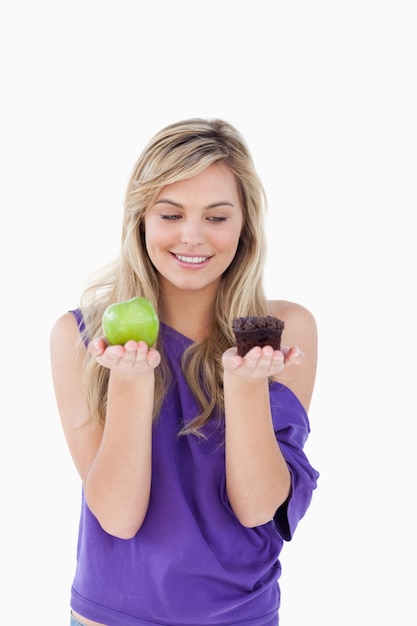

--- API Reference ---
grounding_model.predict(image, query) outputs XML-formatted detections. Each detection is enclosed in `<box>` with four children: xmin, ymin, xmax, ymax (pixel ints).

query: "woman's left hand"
<box><xmin>222</xmin><ymin>344</ymin><xmax>304</xmax><ymax>379</ymax></box>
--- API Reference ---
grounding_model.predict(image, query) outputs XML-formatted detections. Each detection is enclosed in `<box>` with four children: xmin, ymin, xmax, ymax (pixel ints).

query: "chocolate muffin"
<box><xmin>232</xmin><ymin>316</ymin><xmax>285</xmax><ymax>357</ymax></box>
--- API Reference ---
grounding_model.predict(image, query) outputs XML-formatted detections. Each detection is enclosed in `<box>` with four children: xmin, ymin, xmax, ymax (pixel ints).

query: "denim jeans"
<box><xmin>70</xmin><ymin>613</ymin><xmax>88</xmax><ymax>626</ymax></box>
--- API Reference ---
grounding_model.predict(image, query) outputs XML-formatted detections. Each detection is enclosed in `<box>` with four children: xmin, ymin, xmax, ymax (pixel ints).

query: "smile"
<box><xmin>174</xmin><ymin>254</ymin><xmax>210</xmax><ymax>264</ymax></box>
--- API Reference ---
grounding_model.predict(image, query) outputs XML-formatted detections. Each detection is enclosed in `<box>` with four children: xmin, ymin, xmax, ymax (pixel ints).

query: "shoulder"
<box><xmin>50</xmin><ymin>310</ymin><xmax>80</xmax><ymax>338</ymax></box>
<box><xmin>50</xmin><ymin>311</ymin><xmax>86</xmax><ymax>356</ymax></box>
<box><xmin>267</xmin><ymin>299</ymin><xmax>316</xmax><ymax>321</ymax></box>
<box><xmin>267</xmin><ymin>300</ymin><xmax>317</xmax><ymax>344</ymax></box>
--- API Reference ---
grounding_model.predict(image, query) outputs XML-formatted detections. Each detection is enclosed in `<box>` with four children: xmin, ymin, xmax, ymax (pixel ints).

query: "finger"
<box><xmin>105</xmin><ymin>345</ymin><xmax>126</xmax><ymax>363</ymax></box>
<box><xmin>123</xmin><ymin>340</ymin><xmax>146</xmax><ymax>356</ymax></box>
<box><xmin>120</xmin><ymin>340</ymin><xmax>149</xmax><ymax>366</ymax></box>
<box><xmin>284</xmin><ymin>346</ymin><xmax>304</xmax><ymax>365</ymax></box>
<box><xmin>271</xmin><ymin>349</ymin><xmax>285</xmax><ymax>369</ymax></box>
<box><xmin>255</xmin><ymin>346</ymin><xmax>278</xmax><ymax>371</ymax></box>
<box><xmin>222</xmin><ymin>348</ymin><xmax>242</xmax><ymax>370</ymax></box>
<box><xmin>88</xmin><ymin>338</ymin><xmax>107</xmax><ymax>356</ymax></box>
<box><xmin>241</xmin><ymin>347</ymin><xmax>264</xmax><ymax>370</ymax></box>
<box><xmin>121</xmin><ymin>343</ymin><xmax>140</xmax><ymax>365</ymax></box>
<box><xmin>147</xmin><ymin>349</ymin><xmax>161</xmax><ymax>368</ymax></box>
<box><xmin>123</xmin><ymin>339</ymin><xmax>140</xmax><ymax>351</ymax></box>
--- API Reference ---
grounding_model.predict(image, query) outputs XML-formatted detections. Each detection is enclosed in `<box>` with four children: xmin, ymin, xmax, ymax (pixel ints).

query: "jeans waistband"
<box><xmin>70</xmin><ymin>613</ymin><xmax>88</xmax><ymax>626</ymax></box>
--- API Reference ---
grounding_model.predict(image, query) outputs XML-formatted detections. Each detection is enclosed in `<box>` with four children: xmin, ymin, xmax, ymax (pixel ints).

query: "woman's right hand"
<box><xmin>88</xmin><ymin>338</ymin><xmax>161</xmax><ymax>374</ymax></box>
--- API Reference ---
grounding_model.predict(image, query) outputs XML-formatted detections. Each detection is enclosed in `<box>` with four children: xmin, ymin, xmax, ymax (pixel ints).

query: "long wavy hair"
<box><xmin>79</xmin><ymin>118</ymin><xmax>269</xmax><ymax>436</ymax></box>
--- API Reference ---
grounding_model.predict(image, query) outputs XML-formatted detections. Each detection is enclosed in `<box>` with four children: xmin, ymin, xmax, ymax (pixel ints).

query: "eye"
<box><xmin>207</xmin><ymin>216</ymin><xmax>227</xmax><ymax>222</ymax></box>
<box><xmin>160</xmin><ymin>214</ymin><xmax>181</xmax><ymax>220</ymax></box>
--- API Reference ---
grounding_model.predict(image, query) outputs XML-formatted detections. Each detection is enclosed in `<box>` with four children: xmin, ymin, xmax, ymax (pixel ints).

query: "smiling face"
<box><xmin>144</xmin><ymin>163</ymin><xmax>243</xmax><ymax>299</ymax></box>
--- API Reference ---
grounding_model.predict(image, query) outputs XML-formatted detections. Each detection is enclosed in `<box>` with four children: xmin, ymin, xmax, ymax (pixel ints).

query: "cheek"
<box><xmin>144</xmin><ymin>222</ymin><xmax>171</xmax><ymax>255</ymax></box>
<box><xmin>217</xmin><ymin>225</ymin><xmax>242</xmax><ymax>255</ymax></box>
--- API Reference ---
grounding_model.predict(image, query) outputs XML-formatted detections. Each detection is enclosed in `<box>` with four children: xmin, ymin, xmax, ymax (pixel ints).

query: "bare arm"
<box><xmin>222</xmin><ymin>301</ymin><xmax>318</xmax><ymax>527</ymax></box>
<box><xmin>268</xmin><ymin>300</ymin><xmax>318</xmax><ymax>412</ymax></box>
<box><xmin>50</xmin><ymin>312</ymin><xmax>160</xmax><ymax>539</ymax></box>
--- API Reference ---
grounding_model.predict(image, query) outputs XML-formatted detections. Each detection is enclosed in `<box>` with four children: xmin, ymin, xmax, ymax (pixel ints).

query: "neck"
<box><xmin>158</xmin><ymin>283</ymin><xmax>217</xmax><ymax>343</ymax></box>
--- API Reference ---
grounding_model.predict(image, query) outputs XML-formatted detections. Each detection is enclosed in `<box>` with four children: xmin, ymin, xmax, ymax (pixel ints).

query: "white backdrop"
<box><xmin>1</xmin><ymin>1</ymin><xmax>416</xmax><ymax>624</ymax></box>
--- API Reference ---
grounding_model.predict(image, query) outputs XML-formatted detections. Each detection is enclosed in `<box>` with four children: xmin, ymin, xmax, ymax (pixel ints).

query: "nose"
<box><xmin>180</xmin><ymin>220</ymin><xmax>206</xmax><ymax>246</ymax></box>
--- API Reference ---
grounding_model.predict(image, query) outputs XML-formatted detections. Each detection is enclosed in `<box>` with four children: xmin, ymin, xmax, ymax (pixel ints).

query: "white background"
<box><xmin>1</xmin><ymin>1</ymin><xmax>416</xmax><ymax>624</ymax></box>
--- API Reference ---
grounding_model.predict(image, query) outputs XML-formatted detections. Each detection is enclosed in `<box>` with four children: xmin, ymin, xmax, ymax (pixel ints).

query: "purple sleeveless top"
<box><xmin>69</xmin><ymin>310</ymin><xmax>319</xmax><ymax>625</ymax></box>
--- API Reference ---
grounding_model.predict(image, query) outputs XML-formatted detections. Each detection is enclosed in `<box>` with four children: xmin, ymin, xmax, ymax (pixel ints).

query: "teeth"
<box><xmin>176</xmin><ymin>255</ymin><xmax>208</xmax><ymax>264</ymax></box>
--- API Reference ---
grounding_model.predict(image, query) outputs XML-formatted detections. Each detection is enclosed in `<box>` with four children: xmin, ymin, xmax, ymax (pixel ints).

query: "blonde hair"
<box><xmin>79</xmin><ymin>118</ymin><xmax>269</xmax><ymax>436</ymax></box>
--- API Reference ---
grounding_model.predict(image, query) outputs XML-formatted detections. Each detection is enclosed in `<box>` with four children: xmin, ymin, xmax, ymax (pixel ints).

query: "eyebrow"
<box><xmin>154</xmin><ymin>199</ymin><xmax>235</xmax><ymax>209</ymax></box>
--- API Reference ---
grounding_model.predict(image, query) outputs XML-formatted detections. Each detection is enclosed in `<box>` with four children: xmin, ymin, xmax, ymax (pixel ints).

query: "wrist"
<box><xmin>109</xmin><ymin>367</ymin><xmax>155</xmax><ymax>386</ymax></box>
<box><xmin>223</xmin><ymin>370</ymin><xmax>270</xmax><ymax>390</ymax></box>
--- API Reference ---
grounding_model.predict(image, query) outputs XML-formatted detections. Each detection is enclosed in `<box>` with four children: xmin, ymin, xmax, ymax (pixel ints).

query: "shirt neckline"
<box><xmin>159</xmin><ymin>321</ymin><xmax>196</xmax><ymax>345</ymax></box>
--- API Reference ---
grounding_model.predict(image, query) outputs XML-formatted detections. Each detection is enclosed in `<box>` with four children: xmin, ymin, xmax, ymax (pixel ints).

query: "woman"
<box><xmin>50</xmin><ymin>118</ymin><xmax>319</xmax><ymax>626</ymax></box>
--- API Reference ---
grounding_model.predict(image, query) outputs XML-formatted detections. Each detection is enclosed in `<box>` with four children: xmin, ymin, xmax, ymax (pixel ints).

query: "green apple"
<box><xmin>102</xmin><ymin>296</ymin><xmax>159</xmax><ymax>346</ymax></box>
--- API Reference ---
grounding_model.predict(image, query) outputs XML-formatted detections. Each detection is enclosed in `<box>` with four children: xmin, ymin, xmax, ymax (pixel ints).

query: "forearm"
<box><xmin>85</xmin><ymin>370</ymin><xmax>154</xmax><ymax>539</ymax></box>
<box><xmin>224</xmin><ymin>373</ymin><xmax>291</xmax><ymax>528</ymax></box>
